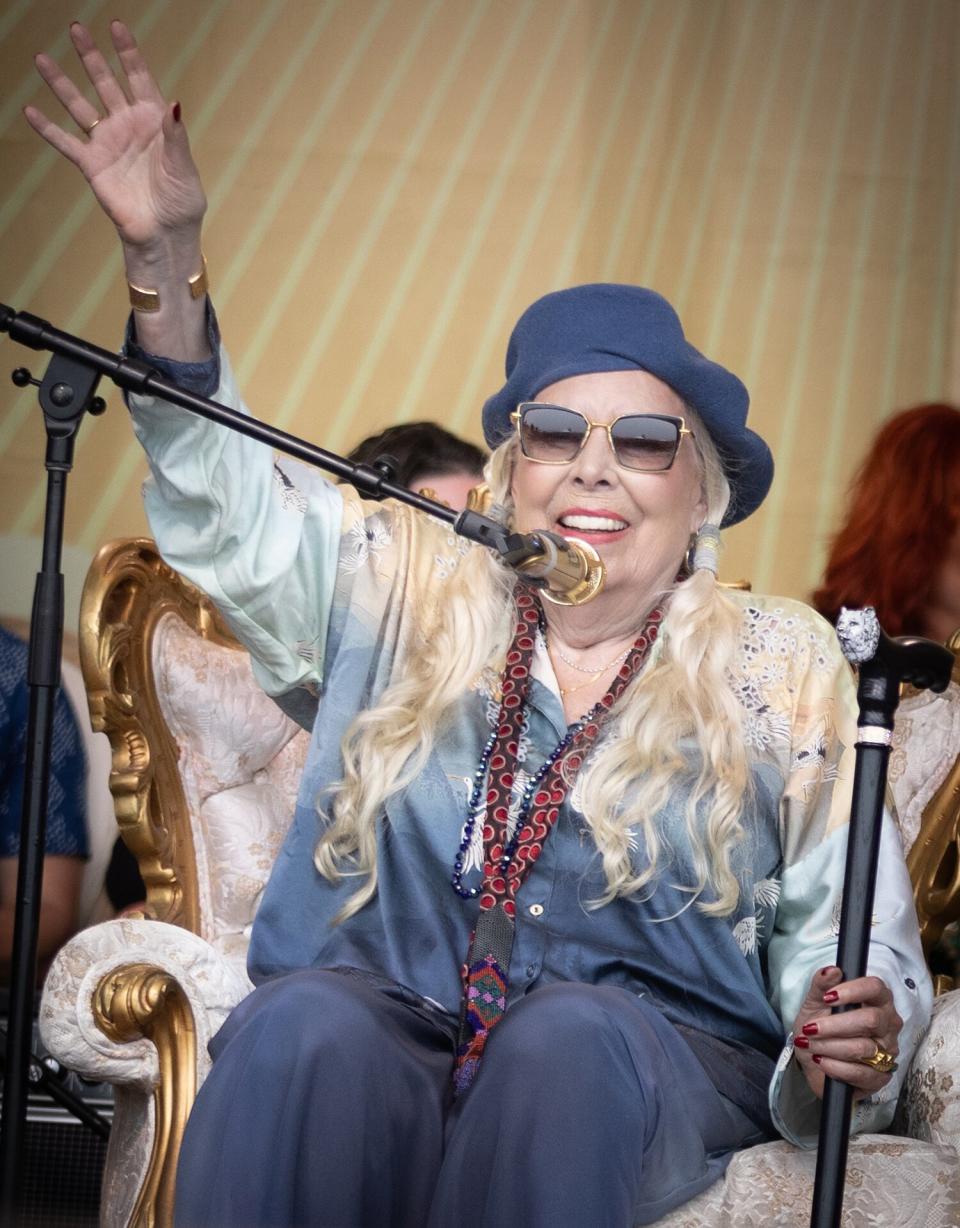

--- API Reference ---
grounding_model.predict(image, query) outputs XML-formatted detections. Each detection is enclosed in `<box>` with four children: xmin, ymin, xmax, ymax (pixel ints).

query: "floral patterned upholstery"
<box><xmin>888</xmin><ymin>681</ymin><xmax>960</xmax><ymax>854</ymax></box>
<box><xmin>154</xmin><ymin>615</ymin><xmax>307</xmax><ymax>963</ymax></box>
<box><xmin>37</xmin><ymin>543</ymin><xmax>960</xmax><ymax>1227</ymax></box>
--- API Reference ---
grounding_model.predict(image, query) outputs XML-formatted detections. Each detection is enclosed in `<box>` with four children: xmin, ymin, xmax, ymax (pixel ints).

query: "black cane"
<box><xmin>809</xmin><ymin>609</ymin><xmax>954</xmax><ymax>1228</ymax></box>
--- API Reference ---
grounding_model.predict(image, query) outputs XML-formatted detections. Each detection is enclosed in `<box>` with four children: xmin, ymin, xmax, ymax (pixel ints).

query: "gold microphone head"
<box><xmin>512</xmin><ymin>533</ymin><xmax>605</xmax><ymax>606</ymax></box>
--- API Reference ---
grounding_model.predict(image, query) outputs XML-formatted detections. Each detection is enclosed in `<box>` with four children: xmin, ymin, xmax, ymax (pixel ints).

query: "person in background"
<box><xmin>813</xmin><ymin>403</ymin><xmax>960</xmax><ymax>642</ymax></box>
<box><xmin>347</xmin><ymin>420</ymin><xmax>487</xmax><ymax>509</ymax></box>
<box><xmin>814</xmin><ymin>402</ymin><xmax>960</xmax><ymax>981</ymax></box>
<box><xmin>0</xmin><ymin>625</ymin><xmax>88</xmax><ymax>986</ymax></box>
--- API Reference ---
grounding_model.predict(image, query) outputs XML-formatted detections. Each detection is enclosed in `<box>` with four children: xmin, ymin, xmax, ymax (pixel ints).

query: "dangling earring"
<box><xmin>688</xmin><ymin>523</ymin><xmax>721</xmax><ymax>576</ymax></box>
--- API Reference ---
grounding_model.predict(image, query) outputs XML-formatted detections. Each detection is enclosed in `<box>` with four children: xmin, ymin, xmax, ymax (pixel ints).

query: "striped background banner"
<box><xmin>1</xmin><ymin>0</ymin><xmax>959</xmax><ymax>624</ymax></box>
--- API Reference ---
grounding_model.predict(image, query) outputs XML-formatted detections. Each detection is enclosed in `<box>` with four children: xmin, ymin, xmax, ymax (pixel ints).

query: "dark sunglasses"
<box><xmin>511</xmin><ymin>402</ymin><xmax>693</xmax><ymax>472</ymax></box>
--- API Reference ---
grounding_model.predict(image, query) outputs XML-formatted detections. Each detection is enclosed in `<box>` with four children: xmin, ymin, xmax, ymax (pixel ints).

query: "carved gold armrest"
<box><xmin>39</xmin><ymin>919</ymin><xmax>251</xmax><ymax>1228</ymax></box>
<box><xmin>93</xmin><ymin>964</ymin><xmax>196</xmax><ymax>1228</ymax></box>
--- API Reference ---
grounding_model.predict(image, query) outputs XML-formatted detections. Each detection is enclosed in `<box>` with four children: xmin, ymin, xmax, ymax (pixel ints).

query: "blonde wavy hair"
<box><xmin>315</xmin><ymin>414</ymin><xmax>751</xmax><ymax>922</ymax></box>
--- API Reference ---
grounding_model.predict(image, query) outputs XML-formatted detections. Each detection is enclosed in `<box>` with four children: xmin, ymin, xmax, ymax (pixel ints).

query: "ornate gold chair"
<box><xmin>38</xmin><ymin>542</ymin><xmax>960</xmax><ymax>1227</ymax></box>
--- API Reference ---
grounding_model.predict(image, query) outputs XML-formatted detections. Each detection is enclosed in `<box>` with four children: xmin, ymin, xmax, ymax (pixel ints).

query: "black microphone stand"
<box><xmin>808</xmin><ymin>613</ymin><xmax>953</xmax><ymax>1228</ymax></box>
<box><xmin>0</xmin><ymin>300</ymin><xmax>573</xmax><ymax>1223</ymax></box>
<box><xmin>0</xmin><ymin>339</ymin><xmax>107</xmax><ymax>1222</ymax></box>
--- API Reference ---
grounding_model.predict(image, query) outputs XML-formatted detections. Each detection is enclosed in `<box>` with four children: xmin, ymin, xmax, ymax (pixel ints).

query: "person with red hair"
<box><xmin>815</xmin><ymin>402</ymin><xmax>960</xmax><ymax>983</ymax></box>
<box><xmin>814</xmin><ymin>403</ymin><xmax>960</xmax><ymax>641</ymax></box>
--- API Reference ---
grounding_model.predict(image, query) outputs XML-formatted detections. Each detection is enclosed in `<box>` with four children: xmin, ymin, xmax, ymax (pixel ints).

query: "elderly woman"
<box><xmin>27</xmin><ymin>21</ymin><xmax>931</xmax><ymax>1228</ymax></box>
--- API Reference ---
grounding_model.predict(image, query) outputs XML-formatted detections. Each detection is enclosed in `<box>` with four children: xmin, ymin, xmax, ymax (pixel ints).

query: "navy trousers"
<box><xmin>174</xmin><ymin>970</ymin><xmax>768</xmax><ymax>1228</ymax></box>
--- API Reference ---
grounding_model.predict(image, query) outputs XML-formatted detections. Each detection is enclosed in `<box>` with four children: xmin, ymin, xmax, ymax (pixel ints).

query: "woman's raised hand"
<box><xmin>25</xmin><ymin>20</ymin><xmax>206</xmax><ymax>251</ymax></box>
<box><xmin>25</xmin><ymin>21</ymin><xmax>210</xmax><ymax>361</ymax></box>
<box><xmin>790</xmin><ymin>966</ymin><xmax>903</xmax><ymax>1102</ymax></box>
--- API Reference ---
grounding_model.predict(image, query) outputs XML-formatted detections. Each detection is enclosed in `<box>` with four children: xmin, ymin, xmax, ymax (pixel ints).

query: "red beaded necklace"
<box><xmin>453</xmin><ymin>589</ymin><xmax>664</xmax><ymax>1093</ymax></box>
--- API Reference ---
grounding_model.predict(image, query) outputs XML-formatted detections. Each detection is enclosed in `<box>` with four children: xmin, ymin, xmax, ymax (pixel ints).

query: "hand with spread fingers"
<box><xmin>24</xmin><ymin>20</ymin><xmax>209</xmax><ymax>360</ymax></box>
<box><xmin>790</xmin><ymin>965</ymin><xmax>903</xmax><ymax>1101</ymax></box>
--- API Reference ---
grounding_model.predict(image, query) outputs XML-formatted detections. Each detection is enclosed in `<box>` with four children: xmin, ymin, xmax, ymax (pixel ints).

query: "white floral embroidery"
<box><xmin>339</xmin><ymin>517</ymin><xmax>393</xmax><ymax>575</ymax></box>
<box><xmin>272</xmin><ymin>462</ymin><xmax>307</xmax><ymax>514</ymax></box>
<box><xmin>752</xmin><ymin>877</ymin><xmax>781</xmax><ymax>944</ymax></box>
<box><xmin>792</xmin><ymin>726</ymin><xmax>842</xmax><ymax>799</ymax></box>
<box><xmin>462</xmin><ymin>793</ymin><xmax>487</xmax><ymax>875</ymax></box>
<box><xmin>733</xmin><ymin>915</ymin><xmax>758</xmax><ymax>955</ymax></box>
<box><xmin>433</xmin><ymin>533</ymin><xmax>472</xmax><ymax>581</ymax></box>
<box><xmin>737</xmin><ymin>604</ymin><xmax>835</xmax><ymax>678</ymax></box>
<box><xmin>568</xmin><ymin>757</ymin><xmax>598</xmax><ymax>817</ymax></box>
<box><xmin>791</xmin><ymin>730</ymin><xmax>829</xmax><ymax>773</ymax></box>
<box><xmin>507</xmin><ymin>770</ymin><xmax>531</xmax><ymax>841</ymax></box>
<box><xmin>731</xmin><ymin>678</ymin><xmax>792</xmax><ymax>752</ymax></box>
<box><xmin>515</xmin><ymin>715</ymin><xmax>532</xmax><ymax>765</ymax></box>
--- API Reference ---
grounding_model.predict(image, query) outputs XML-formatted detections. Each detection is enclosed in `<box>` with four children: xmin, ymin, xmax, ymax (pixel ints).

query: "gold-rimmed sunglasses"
<box><xmin>511</xmin><ymin>402</ymin><xmax>694</xmax><ymax>472</ymax></box>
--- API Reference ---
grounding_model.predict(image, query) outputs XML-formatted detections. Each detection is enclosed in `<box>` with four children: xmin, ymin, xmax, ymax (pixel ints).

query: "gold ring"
<box><xmin>859</xmin><ymin>1042</ymin><xmax>897</xmax><ymax>1074</ymax></box>
<box><xmin>83</xmin><ymin>117</ymin><xmax>102</xmax><ymax>136</ymax></box>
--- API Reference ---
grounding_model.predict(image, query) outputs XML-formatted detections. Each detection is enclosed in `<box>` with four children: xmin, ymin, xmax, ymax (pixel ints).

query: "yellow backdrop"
<box><xmin>2</xmin><ymin>0</ymin><xmax>959</xmax><ymax>625</ymax></box>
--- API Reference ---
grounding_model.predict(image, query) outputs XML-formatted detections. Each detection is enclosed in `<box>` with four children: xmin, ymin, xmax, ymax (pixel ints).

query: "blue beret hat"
<box><xmin>481</xmin><ymin>284</ymin><xmax>773</xmax><ymax>527</ymax></box>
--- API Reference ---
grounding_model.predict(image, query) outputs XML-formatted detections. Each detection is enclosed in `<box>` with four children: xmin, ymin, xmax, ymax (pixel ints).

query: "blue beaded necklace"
<box><xmin>451</xmin><ymin>711</ymin><xmax>597</xmax><ymax>900</ymax></box>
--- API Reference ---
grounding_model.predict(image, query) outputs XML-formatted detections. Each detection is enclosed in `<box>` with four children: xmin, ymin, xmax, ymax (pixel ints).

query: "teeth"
<box><xmin>559</xmin><ymin>514</ymin><xmax>627</xmax><ymax>532</ymax></box>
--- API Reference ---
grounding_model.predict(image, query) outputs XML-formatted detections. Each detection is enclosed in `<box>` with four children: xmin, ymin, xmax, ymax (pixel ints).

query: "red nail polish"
<box><xmin>172</xmin><ymin>101</ymin><xmax>181</xmax><ymax>123</ymax></box>
<box><xmin>793</xmin><ymin>1035</ymin><xmax>810</xmax><ymax>1049</ymax></box>
<box><xmin>819</xmin><ymin>965</ymin><xmax>836</xmax><ymax>978</ymax></box>
<box><xmin>802</xmin><ymin>1022</ymin><xmax>819</xmax><ymax>1036</ymax></box>
<box><xmin>812</xmin><ymin>1055</ymin><xmax>823</xmax><ymax>1064</ymax></box>
<box><xmin>823</xmin><ymin>990</ymin><xmax>840</xmax><ymax>1004</ymax></box>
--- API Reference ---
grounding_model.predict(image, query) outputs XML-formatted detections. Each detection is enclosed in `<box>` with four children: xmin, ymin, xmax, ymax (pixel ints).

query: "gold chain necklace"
<box><xmin>557</xmin><ymin>673</ymin><xmax>608</xmax><ymax>699</ymax></box>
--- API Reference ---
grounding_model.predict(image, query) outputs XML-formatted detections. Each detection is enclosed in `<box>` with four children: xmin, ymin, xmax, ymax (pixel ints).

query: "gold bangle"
<box><xmin>127</xmin><ymin>280</ymin><xmax>161</xmax><ymax>313</ymax></box>
<box><xmin>127</xmin><ymin>255</ymin><xmax>209</xmax><ymax>313</ymax></box>
<box><xmin>188</xmin><ymin>255</ymin><xmax>209</xmax><ymax>301</ymax></box>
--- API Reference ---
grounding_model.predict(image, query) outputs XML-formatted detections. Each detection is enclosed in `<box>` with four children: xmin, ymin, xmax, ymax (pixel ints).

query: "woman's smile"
<box><xmin>554</xmin><ymin>506</ymin><xmax>631</xmax><ymax>544</ymax></box>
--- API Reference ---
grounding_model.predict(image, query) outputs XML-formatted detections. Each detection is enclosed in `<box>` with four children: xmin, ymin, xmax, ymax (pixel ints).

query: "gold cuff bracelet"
<box><xmin>128</xmin><ymin>255</ymin><xmax>209</xmax><ymax>313</ymax></box>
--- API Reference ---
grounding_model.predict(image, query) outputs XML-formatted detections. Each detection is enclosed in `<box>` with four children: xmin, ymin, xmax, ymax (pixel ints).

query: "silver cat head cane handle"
<box><xmin>837</xmin><ymin>606</ymin><xmax>954</xmax><ymax>744</ymax></box>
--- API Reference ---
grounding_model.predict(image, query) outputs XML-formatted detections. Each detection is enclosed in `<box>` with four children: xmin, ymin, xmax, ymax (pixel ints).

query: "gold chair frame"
<box><xmin>906</xmin><ymin>628</ymin><xmax>960</xmax><ymax>995</ymax></box>
<box><xmin>78</xmin><ymin>539</ymin><xmax>960</xmax><ymax>1227</ymax></box>
<box><xmin>80</xmin><ymin>538</ymin><xmax>242</xmax><ymax>1228</ymax></box>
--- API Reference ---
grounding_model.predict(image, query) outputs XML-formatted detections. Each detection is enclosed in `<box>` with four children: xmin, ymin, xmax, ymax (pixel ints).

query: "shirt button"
<box><xmin>529</xmin><ymin>903</ymin><xmax>544</xmax><ymax>917</ymax></box>
<box><xmin>904</xmin><ymin>977</ymin><xmax>916</xmax><ymax>990</ymax></box>
<box><xmin>526</xmin><ymin>964</ymin><xmax>537</xmax><ymax>977</ymax></box>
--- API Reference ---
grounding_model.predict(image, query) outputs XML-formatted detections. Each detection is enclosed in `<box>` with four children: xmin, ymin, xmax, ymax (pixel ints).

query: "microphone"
<box><xmin>501</xmin><ymin>529</ymin><xmax>605</xmax><ymax>606</ymax></box>
<box><xmin>453</xmin><ymin>510</ymin><xmax>605</xmax><ymax>606</ymax></box>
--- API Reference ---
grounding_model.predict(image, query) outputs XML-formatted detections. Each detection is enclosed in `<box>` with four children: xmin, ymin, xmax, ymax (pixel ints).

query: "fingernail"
<box><xmin>793</xmin><ymin>1035</ymin><xmax>810</xmax><ymax>1049</ymax></box>
<box><xmin>172</xmin><ymin>101</ymin><xmax>181</xmax><ymax>123</ymax></box>
<box><xmin>823</xmin><ymin>990</ymin><xmax>840</xmax><ymax>1004</ymax></box>
<box><xmin>819</xmin><ymin>966</ymin><xmax>838</xmax><ymax>978</ymax></box>
<box><xmin>802</xmin><ymin>1022</ymin><xmax>819</xmax><ymax>1036</ymax></box>
<box><xmin>812</xmin><ymin>1055</ymin><xmax>823</xmax><ymax>1065</ymax></box>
